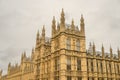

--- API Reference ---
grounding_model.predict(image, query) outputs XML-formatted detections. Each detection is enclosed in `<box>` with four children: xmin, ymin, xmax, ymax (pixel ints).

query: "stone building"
<box><xmin>0</xmin><ymin>9</ymin><xmax>120</xmax><ymax>80</ymax></box>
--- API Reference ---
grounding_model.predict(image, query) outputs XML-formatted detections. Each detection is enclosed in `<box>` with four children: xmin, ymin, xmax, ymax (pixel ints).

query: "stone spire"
<box><xmin>41</xmin><ymin>25</ymin><xmax>45</xmax><ymax>44</ymax></box>
<box><xmin>52</xmin><ymin>16</ymin><xmax>56</xmax><ymax>37</ymax></box>
<box><xmin>110</xmin><ymin>46</ymin><xmax>113</xmax><ymax>59</ymax></box>
<box><xmin>71</xmin><ymin>19</ymin><xmax>75</xmax><ymax>31</ymax></box>
<box><xmin>21</xmin><ymin>52</ymin><xmax>24</xmax><ymax>62</ymax></box>
<box><xmin>102</xmin><ymin>44</ymin><xmax>105</xmax><ymax>58</ymax></box>
<box><xmin>93</xmin><ymin>42</ymin><xmax>96</xmax><ymax>56</ymax></box>
<box><xmin>80</xmin><ymin>14</ymin><xmax>85</xmax><ymax>34</ymax></box>
<box><xmin>60</xmin><ymin>8</ymin><xmax>65</xmax><ymax>31</ymax></box>
<box><xmin>36</xmin><ymin>30</ymin><xmax>40</xmax><ymax>46</ymax></box>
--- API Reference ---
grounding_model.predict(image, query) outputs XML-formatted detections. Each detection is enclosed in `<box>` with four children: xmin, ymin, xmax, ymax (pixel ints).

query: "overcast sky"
<box><xmin>0</xmin><ymin>0</ymin><xmax>120</xmax><ymax>75</ymax></box>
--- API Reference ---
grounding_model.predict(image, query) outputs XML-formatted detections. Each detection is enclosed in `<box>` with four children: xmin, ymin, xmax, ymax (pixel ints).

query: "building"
<box><xmin>0</xmin><ymin>9</ymin><xmax>120</xmax><ymax>80</ymax></box>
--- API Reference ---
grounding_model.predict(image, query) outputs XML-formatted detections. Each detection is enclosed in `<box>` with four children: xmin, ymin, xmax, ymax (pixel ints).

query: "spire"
<box><xmin>71</xmin><ymin>19</ymin><xmax>75</xmax><ymax>30</ymax></box>
<box><xmin>60</xmin><ymin>8</ymin><xmax>65</xmax><ymax>31</ymax></box>
<box><xmin>42</xmin><ymin>26</ymin><xmax>45</xmax><ymax>37</ymax></box>
<box><xmin>80</xmin><ymin>14</ymin><xmax>85</xmax><ymax>34</ymax></box>
<box><xmin>36</xmin><ymin>30</ymin><xmax>40</xmax><ymax>46</ymax></box>
<box><xmin>41</xmin><ymin>25</ymin><xmax>45</xmax><ymax>44</ymax></box>
<box><xmin>21</xmin><ymin>53</ymin><xmax>23</xmax><ymax>63</ymax></box>
<box><xmin>93</xmin><ymin>42</ymin><xmax>96</xmax><ymax>56</ymax></box>
<box><xmin>52</xmin><ymin>16</ymin><xmax>56</xmax><ymax>37</ymax></box>
<box><xmin>102</xmin><ymin>44</ymin><xmax>105</xmax><ymax>58</ymax></box>
<box><xmin>110</xmin><ymin>46</ymin><xmax>113</xmax><ymax>59</ymax></box>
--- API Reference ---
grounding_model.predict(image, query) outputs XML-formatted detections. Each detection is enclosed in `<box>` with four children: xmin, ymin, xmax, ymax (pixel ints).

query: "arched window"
<box><xmin>67</xmin><ymin>56</ymin><xmax>71</xmax><ymax>70</ymax></box>
<box><xmin>76</xmin><ymin>40</ymin><xmax>80</xmax><ymax>51</ymax></box>
<box><xmin>77</xmin><ymin>58</ymin><xmax>81</xmax><ymax>70</ymax></box>
<box><xmin>66</xmin><ymin>38</ymin><xmax>71</xmax><ymax>50</ymax></box>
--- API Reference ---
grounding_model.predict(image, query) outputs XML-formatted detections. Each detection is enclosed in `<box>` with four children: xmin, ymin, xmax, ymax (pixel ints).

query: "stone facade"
<box><xmin>0</xmin><ymin>9</ymin><xmax>120</xmax><ymax>80</ymax></box>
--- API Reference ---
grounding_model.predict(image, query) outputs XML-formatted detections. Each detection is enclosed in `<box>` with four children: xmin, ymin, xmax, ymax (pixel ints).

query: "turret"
<box><xmin>52</xmin><ymin>16</ymin><xmax>56</xmax><ymax>37</ymax></box>
<box><xmin>102</xmin><ymin>44</ymin><xmax>105</xmax><ymax>58</ymax></box>
<box><xmin>110</xmin><ymin>46</ymin><xmax>113</xmax><ymax>59</ymax></box>
<box><xmin>60</xmin><ymin>8</ymin><xmax>65</xmax><ymax>31</ymax></box>
<box><xmin>80</xmin><ymin>14</ymin><xmax>85</xmax><ymax>35</ymax></box>
<box><xmin>93</xmin><ymin>42</ymin><xmax>96</xmax><ymax>56</ymax></box>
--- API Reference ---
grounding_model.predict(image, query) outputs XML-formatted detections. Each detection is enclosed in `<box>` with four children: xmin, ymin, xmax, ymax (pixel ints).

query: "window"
<box><xmin>91</xmin><ymin>60</ymin><xmax>93</xmax><ymax>72</ymax></box>
<box><xmin>67</xmin><ymin>56</ymin><xmax>71</xmax><ymax>70</ymax></box>
<box><xmin>55</xmin><ymin>57</ymin><xmax>59</xmax><ymax>71</ymax></box>
<box><xmin>78</xmin><ymin>77</ymin><xmax>82</xmax><ymax>80</ymax></box>
<box><xmin>77</xmin><ymin>58</ymin><xmax>81</xmax><ymax>70</ymax></box>
<box><xmin>109</xmin><ymin>63</ymin><xmax>111</xmax><ymax>74</ymax></box>
<box><xmin>100</xmin><ymin>61</ymin><xmax>102</xmax><ymax>73</ymax></box>
<box><xmin>117</xmin><ymin>64</ymin><xmax>119</xmax><ymax>74</ymax></box>
<box><xmin>67</xmin><ymin>76</ymin><xmax>71</xmax><ymax>80</ymax></box>
<box><xmin>88</xmin><ymin>77</ymin><xmax>94</xmax><ymax>80</ymax></box>
<box><xmin>76</xmin><ymin>40</ymin><xmax>80</xmax><ymax>51</ymax></box>
<box><xmin>66</xmin><ymin>38</ymin><xmax>71</xmax><ymax>50</ymax></box>
<box><xmin>54</xmin><ymin>76</ymin><xmax>59</xmax><ymax>80</ymax></box>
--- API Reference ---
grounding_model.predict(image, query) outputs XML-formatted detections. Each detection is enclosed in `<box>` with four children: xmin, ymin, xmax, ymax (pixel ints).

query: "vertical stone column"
<box><xmin>81</xmin><ymin>53</ymin><xmax>87</xmax><ymax>80</ymax></box>
<box><xmin>93</xmin><ymin>58</ymin><xmax>97</xmax><ymax>80</ymax></box>
<box><xmin>50</xmin><ymin>54</ymin><xmax>54</xmax><ymax>80</ymax></box>
<box><xmin>102</xmin><ymin>60</ymin><xmax>107</xmax><ymax>79</ymax></box>
<box><xmin>60</xmin><ymin>50</ymin><xmax>66</xmax><ymax>80</ymax></box>
<box><xmin>111</xmin><ymin>61</ymin><xmax>115</xmax><ymax>80</ymax></box>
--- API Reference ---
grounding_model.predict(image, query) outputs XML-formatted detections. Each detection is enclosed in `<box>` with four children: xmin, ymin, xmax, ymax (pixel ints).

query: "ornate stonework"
<box><xmin>0</xmin><ymin>9</ymin><xmax>120</xmax><ymax>80</ymax></box>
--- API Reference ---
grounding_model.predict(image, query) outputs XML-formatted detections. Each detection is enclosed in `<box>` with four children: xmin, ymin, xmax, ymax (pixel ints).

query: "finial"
<box><xmin>60</xmin><ymin>8</ymin><xmax>65</xmax><ymax>27</ymax></box>
<box><xmin>71</xmin><ymin>19</ymin><xmax>75</xmax><ymax>30</ymax></box>
<box><xmin>101</xmin><ymin>43</ymin><xmax>105</xmax><ymax>58</ymax></box>
<box><xmin>80</xmin><ymin>14</ymin><xmax>84</xmax><ymax>22</ymax></box>
<box><xmin>42</xmin><ymin>25</ymin><xmax>45</xmax><ymax>36</ymax></box>
<box><xmin>61</xmin><ymin>8</ymin><xmax>64</xmax><ymax>15</ymax></box>
<box><xmin>110</xmin><ymin>45</ymin><xmax>113</xmax><ymax>58</ymax></box>
<box><xmin>92</xmin><ymin>42</ymin><xmax>96</xmax><ymax>55</ymax></box>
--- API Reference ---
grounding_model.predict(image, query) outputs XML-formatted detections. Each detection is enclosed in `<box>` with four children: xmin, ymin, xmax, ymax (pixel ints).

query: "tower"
<box><xmin>51</xmin><ymin>9</ymin><xmax>87</xmax><ymax>80</ymax></box>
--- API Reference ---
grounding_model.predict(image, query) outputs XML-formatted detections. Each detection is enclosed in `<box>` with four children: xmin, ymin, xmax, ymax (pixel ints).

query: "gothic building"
<box><xmin>0</xmin><ymin>9</ymin><xmax>120</xmax><ymax>80</ymax></box>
